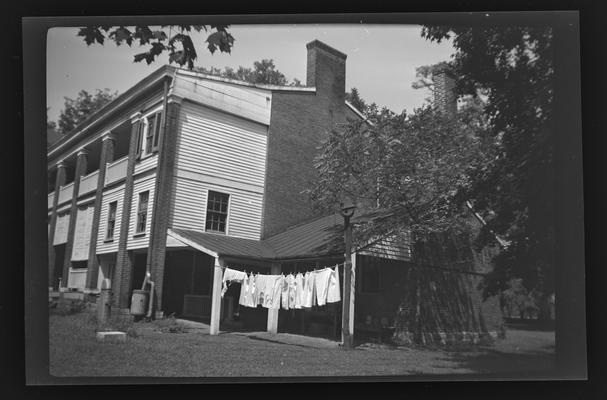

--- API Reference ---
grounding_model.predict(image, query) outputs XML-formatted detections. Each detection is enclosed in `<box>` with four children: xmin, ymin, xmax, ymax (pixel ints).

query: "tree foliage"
<box><xmin>421</xmin><ymin>25</ymin><xmax>556</xmax><ymax>298</ymax></box>
<box><xmin>77</xmin><ymin>25</ymin><xmax>235</xmax><ymax>70</ymax></box>
<box><xmin>194</xmin><ymin>59</ymin><xmax>302</xmax><ymax>86</ymax></box>
<box><xmin>308</xmin><ymin>98</ymin><xmax>495</xmax><ymax>249</ymax></box>
<box><xmin>56</xmin><ymin>89</ymin><xmax>119</xmax><ymax>135</ymax></box>
<box><xmin>345</xmin><ymin>87</ymin><xmax>379</xmax><ymax>118</ymax></box>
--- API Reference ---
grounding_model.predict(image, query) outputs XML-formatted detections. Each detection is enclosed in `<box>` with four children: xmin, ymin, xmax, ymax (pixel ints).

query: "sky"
<box><xmin>46</xmin><ymin>24</ymin><xmax>455</xmax><ymax>123</ymax></box>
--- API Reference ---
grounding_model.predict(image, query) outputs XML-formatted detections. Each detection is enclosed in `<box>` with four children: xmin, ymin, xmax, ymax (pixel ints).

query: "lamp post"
<box><xmin>340</xmin><ymin>196</ymin><xmax>356</xmax><ymax>349</ymax></box>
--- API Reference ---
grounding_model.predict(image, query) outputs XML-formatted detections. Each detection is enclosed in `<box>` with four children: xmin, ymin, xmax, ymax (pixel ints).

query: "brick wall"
<box><xmin>262</xmin><ymin>40</ymin><xmax>348</xmax><ymax>238</ymax></box>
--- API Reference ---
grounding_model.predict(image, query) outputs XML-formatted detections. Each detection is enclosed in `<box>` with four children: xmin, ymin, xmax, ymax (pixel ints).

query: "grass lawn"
<box><xmin>49</xmin><ymin>311</ymin><xmax>555</xmax><ymax>378</ymax></box>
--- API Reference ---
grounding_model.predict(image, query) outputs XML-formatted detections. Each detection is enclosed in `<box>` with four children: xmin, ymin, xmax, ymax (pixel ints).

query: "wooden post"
<box><xmin>267</xmin><ymin>262</ymin><xmax>281</xmax><ymax>334</ymax></box>
<box><xmin>209</xmin><ymin>257</ymin><xmax>224</xmax><ymax>335</ymax></box>
<box><xmin>341</xmin><ymin>215</ymin><xmax>354</xmax><ymax>348</ymax></box>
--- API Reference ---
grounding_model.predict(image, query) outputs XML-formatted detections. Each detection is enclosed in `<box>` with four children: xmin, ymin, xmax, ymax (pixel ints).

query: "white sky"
<box><xmin>46</xmin><ymin>24</ymin><xmax>455</xmax><ymax>123</ymax></box>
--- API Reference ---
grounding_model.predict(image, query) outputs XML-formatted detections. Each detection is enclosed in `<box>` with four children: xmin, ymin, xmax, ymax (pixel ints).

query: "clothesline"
<box><xmin>218</xmin><ymin>262</ymin><xmax>346</xmax><ymax>275</ymax></box>
<box><xmin>221</xmin><ymin>264</ymin><xmax>342</xmax><ymax>311</ymax></box>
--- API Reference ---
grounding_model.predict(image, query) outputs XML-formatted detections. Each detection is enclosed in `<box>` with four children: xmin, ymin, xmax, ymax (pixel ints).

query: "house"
<box><xmin>47</xmin><ymin>40</ymin><xmax>502</xmax><ymax>343</ymax></box>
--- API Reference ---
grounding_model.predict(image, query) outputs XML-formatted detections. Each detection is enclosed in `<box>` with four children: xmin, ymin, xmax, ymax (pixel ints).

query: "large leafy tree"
<box><xmin>194</xmin><ymin>59</ymin><xmax>302</xmax><ymax>86</ymax></box>
<box><xmin>77</xmin><ymin>25</ymin><xmax>235</xmax><ymax>70</ymax></box>
<box><xmin>421</xmin><ymin>25</ymin><xmax>556</xmax><ymax>301</ymax></box>
<box><xmin>56</xmin><ymin>89</ymin><xmax>119</xmax><ymax>135</ymax></box>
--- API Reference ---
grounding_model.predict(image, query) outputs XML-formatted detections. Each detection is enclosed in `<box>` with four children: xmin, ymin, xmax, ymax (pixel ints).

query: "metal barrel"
<box><xmin>130</xmin><ymin>290</ymin><xmax>149</xmax><ymax>316</ymax></box>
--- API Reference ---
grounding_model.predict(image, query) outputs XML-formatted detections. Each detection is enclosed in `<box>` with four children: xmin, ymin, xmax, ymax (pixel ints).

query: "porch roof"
<box><xmin>168</xmin><ymin>207</ymin><xmax>403</xmax><ymax>261</ymax></box>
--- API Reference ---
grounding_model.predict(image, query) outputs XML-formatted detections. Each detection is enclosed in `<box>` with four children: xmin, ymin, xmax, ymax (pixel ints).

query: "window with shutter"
<box><xmin>152</xmin><ymin>112</ymin><xmax>162</xmax><ymax>152</ymax></box>
<box><xmin>106</xmin><ymin>201</ymin><xmax>117</xmax><ymax>240</ymax></box>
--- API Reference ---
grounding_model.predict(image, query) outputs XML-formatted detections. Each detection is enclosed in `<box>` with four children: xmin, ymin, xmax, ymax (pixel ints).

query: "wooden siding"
<box><xmin>53</xmin><ymin>211</ymin><xmax>70</xmax><ymax>245</ymax></box>
<box><xmin>71</xmin><ymin>204</ymin><xmax>95</xmax><ymax>261</ymax></box>
<box><xmin>126</xmin><ymin>173</ymin><xmax>156</xmax><ymax>250</ymax></box>
<box><xmin>175</xmin><ymin>101</ymin><xmax>268</xmax><ymax>189</ymax></box>
<box><xmin>171</xmin><ymin>176</ymin><xmax>264</xmax><ymax>240</ymax></box>
<box><xmin>134</xmin><ymin>153</ymin><xmax>158</xmax><ymax>176</ymax></box>
<box><xmin>67</xmin><ymin>267</ymin><xmax>87</xmax><ymax>290</ymax></box>
<box><xmin>57</xmin><ymin>182</ymin><xmax>74</xmax><ymax>205</ymax></box>
<box><xmin>358</xmin><ymin>232</ymin><xmax>412</xmax><ymax>262</ymax></box>
<box><xmin>96</xmin><ymin>183</ymin><xmax>125</xmax><ymax>254</ymax></box>
<box><xmin>172</xmin><ymin>72</ymin><xmax>272</xmax><ymax>125</ymax></box>
<box><xmin>105</xmin><ymin>156</ymin><xmax>128</xmax><ymax>186</ymax></box>
<box><xmin>78</xmin><ymin>170</ymin><xmax>99</xmax><ymax>197</ymax></box>
<box><xmin>170</xmin><ymin>101</ymin><xmax>267</xmax><ymax>240</ymax></box>
<box><xmin>48</xmin><ymin>192</ymin><xmax>54</xmax><ymax>209</ymax></box>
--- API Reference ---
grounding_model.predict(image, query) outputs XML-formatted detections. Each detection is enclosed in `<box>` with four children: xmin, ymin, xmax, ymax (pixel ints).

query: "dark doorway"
<box><xmin>131</xmin><ymin>252</ymin><xmax>147</xmax><ymax>304</ymax></box>
<box><xmin>52</xmin><ymin>244</ymin><xmax>66</xmax><ymax>290</ymax></box>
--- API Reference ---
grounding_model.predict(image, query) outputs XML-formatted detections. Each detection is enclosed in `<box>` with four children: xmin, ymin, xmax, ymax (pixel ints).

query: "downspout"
<box><xmin>144</xmin><ymin>73</ymin><xmax>172</xmax><ymax>316</ymax></box>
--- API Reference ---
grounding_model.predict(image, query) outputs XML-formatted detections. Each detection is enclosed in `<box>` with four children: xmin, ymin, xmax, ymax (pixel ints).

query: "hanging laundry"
<box><xmin>263</xmin><ymin>275</ymin><xmax>283</xmax><ymax>310</ymax></box>
<box><xmin>326</xmin><ymin>266</ymin><xmax>341</xmax><ymax>304</ymax></box>
<box><xmin>246</xmin><ymin>273</ymin><xmax>257</xmax><ymax>308</ymax></box>
<box><xmin>222</xmin><ymin>267</ymin><xmax>247</xmax><ymax>297</ymax></box>
<box><xmin>294</xmin><ymin>272</ymin><xmax>304</xmax><ymax>309</ymax></box>
<box><xmin>255</xmin><ymin>274</ymin><xmax>268</xmax><ymax>307</ymax></box>
<box><xmin>287</xmin><ymin>274</ymin><xmax>297</xmax><ymax>309</ymax></box>
<box><xmin>302</xmin><ymin>271</ymin><xmax>316</xmax><ymax>308</ymax></box>
<box><xmin>281</xmin><ymin>274</ymin><xmax>290</xmax><ymax>310</ymax></box>
<box><xmin>238</xmin><ymin>273</ymin><xmax>249</xmax><ymax>306</ymax></box>
<box><xmin>314</xmin><ymin>268</ymin><xmax>332</xmax><ymax>306</ymax></box>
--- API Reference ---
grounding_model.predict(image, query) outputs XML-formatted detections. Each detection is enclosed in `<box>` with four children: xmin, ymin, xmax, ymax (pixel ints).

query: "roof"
<box><xmin>168</xmin><ymin>228</ymin><xmax>275</xmax><ymax>259</ymax></box>
<box><xmin>168</xmin><ymin>207</ymin><xmax>405</xmax><ymax>261</ymax></box>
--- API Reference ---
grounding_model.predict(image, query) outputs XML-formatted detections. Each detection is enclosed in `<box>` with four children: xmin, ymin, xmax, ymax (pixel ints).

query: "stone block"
<box><xmin>96</xmin><ymin>331</ymin><xmax>126</xmax><ymax>343</ymax></box>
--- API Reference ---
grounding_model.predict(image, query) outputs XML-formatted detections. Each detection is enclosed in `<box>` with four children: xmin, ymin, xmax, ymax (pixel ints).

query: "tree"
<box><xmin>56</xmin><ymin>89</ymin><xmax>119</xmax><ymax>135</ymax></box>
<box><xmin>420</xmin><ymin>25</ymin><xmax>556</xmax><ymax>304</ymax></box>
<box><xmin>345</xmin><ymin>87</ymin><xmax>379</xmax><ymax>118</ymax></box>
<box><xmin>47</xmin><ymin>107</ymin><xmax>62</xmax><ymax>147</ymax></box>
<box><xmin>77</xmin><ymin>25</ymin><xmax>235</xmax><ymax>70</ymax></box>
<box><xmin>194</xmin><ymin>59</ymin><xmax>303</xmax><ymax>86</ymax></box>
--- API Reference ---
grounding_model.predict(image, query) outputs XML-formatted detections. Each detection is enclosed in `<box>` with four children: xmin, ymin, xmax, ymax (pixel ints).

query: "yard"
<box><xmin>49</xmin><ymin>310</ymin><xmax>555</xmax><ymax>378</ymax></box>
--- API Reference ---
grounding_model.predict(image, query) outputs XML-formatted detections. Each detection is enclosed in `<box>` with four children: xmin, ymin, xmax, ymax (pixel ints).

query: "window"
<box><xmin>136</xmin><ymin>191</ymin><xmax>149</xmax><ymax>234</ymax></box>
<box><xmin>360</xmin><ymin>256</ymin><xmax>380</xmax><ymax>294</ymax></box>
<box><xmin>135</xmin><ymin>120</ymin><xmax>144</xmax><ymax>159</ymax></box>
<box><xmin>205</xmin><ymin>191</ymin><xmax>229</xmax><ymax>233</ymax></box>
<box><xmin>142</xmin><ymin>112</ymin><xmax>162</xmax><ymax>156</ymax></box>
<box><xmin>106</xmin><ymin>201</ymin><xmax>117</xmax><ymax>240</ymax></box>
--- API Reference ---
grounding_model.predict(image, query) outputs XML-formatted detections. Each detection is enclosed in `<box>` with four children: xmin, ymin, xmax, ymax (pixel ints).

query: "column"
<box><xmin>113</xmin><ymin>115</ymin><xmax>142</xmax><ymax>309</ymax></box>
<box><xmin>349</xmin><ymin>252</ymin><xmax>356</xmax><ymax>340</ymax></box>
<box><xmin>60</xmin><ymin>149</ymin><xmax>88</xmax><ymax>289</ymax></box>
<box><xmin>267</xmin><ymin>263</ymin><xmax>281</xmax><ymax>334</ymax></box>
<box><xmin>85</xmin><ymin>132</ymin><xmax>116</xmax><ymax>290</ymax></box>
<box><xmin>48</xmin><ymin>161</ymin><xmax>67</xmax><ymax>289</ymax></box>
<box><xmin>146</xmin><ymin>98</ymin><xmax>181</xmax><ymax>315</ymax></box>
<box><xmin>210</xmin><ymin>257</ymin><xmax>224</xmax><ymax>335</ymax></box>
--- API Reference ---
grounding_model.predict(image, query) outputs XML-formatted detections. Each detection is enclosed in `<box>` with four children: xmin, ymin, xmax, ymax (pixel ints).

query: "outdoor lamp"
<box><xmin>339</xmin><ymin>196</ymin><xmax>357</xmax><ymax>218</ymax></box>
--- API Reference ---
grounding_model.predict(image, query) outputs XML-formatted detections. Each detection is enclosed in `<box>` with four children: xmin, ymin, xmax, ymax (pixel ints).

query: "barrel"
<box><xmin>130</xmin><ymin>290</ymin><xmax>149</xmax><ymax>316</ymax></box>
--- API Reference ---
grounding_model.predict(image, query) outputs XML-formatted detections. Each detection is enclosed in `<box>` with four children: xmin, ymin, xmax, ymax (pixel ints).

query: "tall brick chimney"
<box><xmin>433</xmin><ymin>67</ymin><xmax>457</xmax><ymax>116</ymax></box>
<box><xmin>306</xmin><ymin>40</ymin><xmax>347</xmax><ymax>115</ymax></box>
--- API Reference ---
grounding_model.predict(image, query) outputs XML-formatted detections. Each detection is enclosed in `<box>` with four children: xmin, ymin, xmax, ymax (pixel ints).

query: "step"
<box><xmin>96</xmin><ymin>331</ymin><xmax>126</xmax><ymax>343</ymax></box>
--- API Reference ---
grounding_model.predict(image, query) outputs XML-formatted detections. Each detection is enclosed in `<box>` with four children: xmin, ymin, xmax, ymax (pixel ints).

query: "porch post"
<box><xmin>349</xmin><ymin>252</ymin><xmax>356</xmax><ymax>339</ymax></box>
<box><xmin>267</xmin><ymin>262</ymin><xmax>281</xmax><ymax>334</ymax></box>
<box><xmin>210</xmin><ymin>256</ymin><xmax>224</xmax><ymax>335</ymax></box>
<box><xmin>48</xmin><ymin>161</ymin><xmax>67</xmax><ymax>290</ymax></box>
<box><xmin>61</xmin><ymin>149</ymin><xmax>89</xmax><ymax>289</ymax></box>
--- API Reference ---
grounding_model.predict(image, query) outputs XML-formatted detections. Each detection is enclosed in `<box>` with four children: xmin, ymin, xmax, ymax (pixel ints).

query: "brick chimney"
<box><xmin>433</xmin><ymin>68</ymin><xmax>457</xmax><ymax>116</ymax></box>
<box><xmin>306</xmin><ymin>40</ymin><xmax>347</xmax><ymax>113</ymax></box>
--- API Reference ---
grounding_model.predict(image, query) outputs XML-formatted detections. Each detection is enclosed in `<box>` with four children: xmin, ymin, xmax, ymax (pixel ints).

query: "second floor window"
<box><xmin>205</xmin><ymin>191</ymin><xmax>229</xmax><ymax>233</ymax></box>
<box><xmin>106</xmin><ymin>201</ymin><xmax>117</xmax><ymax>240</ymax></box>
<box><xmin>144</xmin><ymin>112</ymin><xmax>162</xmax><ymax>156</ymax></box>
<box><xmin>136</xmin><ymin>191</ymin><xmax>149</xmax><ymax>234</ymax></box>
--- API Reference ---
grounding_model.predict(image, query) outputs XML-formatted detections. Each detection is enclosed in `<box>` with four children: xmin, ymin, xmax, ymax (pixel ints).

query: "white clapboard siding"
<box><xmin>105</xmin><ymin>156</ymin><xmax>128</xmax><ymax>186</ymax></box>
<box><xmin>53</xmin><ymin>211</ymin><xmax>70</xmax><ymax>245</ymax></box>
<box><xmin>48</xmin><ymin>192</ymin><xmax>54</xmax><ymax>210</ymax></box>
<box><xmin>134</xmin><ymin>153</ymin><xmax>158</xmax><ymax>176</ymax></box>
<box><xmin>67</xmin><ymin>267</ymin><xmax>87</xmax><ymax>290</ymax></box>
<box><xmin>96</xmin><ymin>184</ymin><xmax>125</xmax><ymax>254</ymax></box>
<box><xmin>127</xmin><ymin>174</ymin><xmax>156</xmax><ymax>250</ymax></box>
<box><xmin>359</xmin><ymin>233</ymin><xmax>412</xmax><ymax>262</ymax></box>
<box><xmin>78</xmin><ymin>170</ymin><xmax>99</xmax><ymax>197</ymax></box>
<box><xmin>71</xmin><ymin>204</ymin><xmax>95</xmax><ymax>261</ymax></box>
<box><xmin>175</xmin><ymin>101</ymin><xmax>268</xmax><ymax>189</ymax></box>
<box><xmin>171</xmin><ymin>176</ymin><xmax>263</xmax><ymax>240</ymax></box>
<box><xmin>172</xmin><ymin>72</ymin><xmax>272</xmax><ymax>125</ymax></box>
<box><xmin>57</xmin><ymin>182</ymin><xmax>74</xmax><ymax>205</ymax></box>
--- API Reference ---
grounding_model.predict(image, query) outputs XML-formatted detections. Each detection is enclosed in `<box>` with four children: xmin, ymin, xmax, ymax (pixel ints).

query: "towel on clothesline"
<box><xmin>221</xmin><ymin>267</ymin><xmax>247</xmax><ymax>297</ymax></box>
